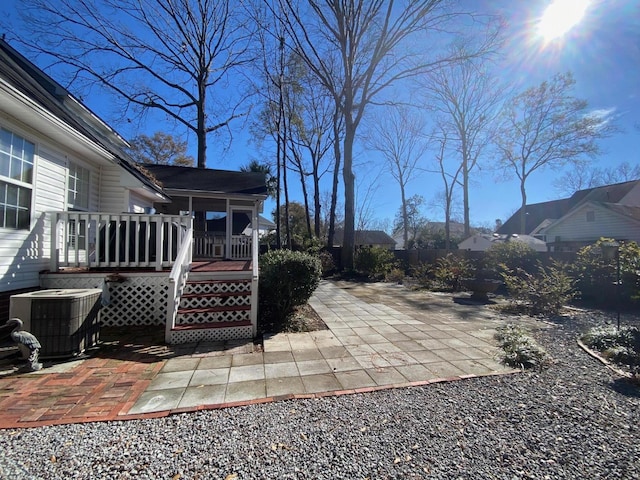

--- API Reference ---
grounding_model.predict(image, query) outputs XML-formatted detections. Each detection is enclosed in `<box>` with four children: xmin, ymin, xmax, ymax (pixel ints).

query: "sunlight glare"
<box><xmin>538</xmin><ymin>0</ymin><xmax>590</xmax><ymax>42</ymax></box>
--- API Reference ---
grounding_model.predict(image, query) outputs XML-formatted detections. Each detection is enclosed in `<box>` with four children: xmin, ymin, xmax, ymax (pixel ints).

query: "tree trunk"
<box><xmin>462</xmin><ymin>149</ymin><xmax>470</xmax><ymax>237</ymax></box>
<box><xmin>341</xmin><ymin>124</ymin><xmax>356</xmax><ymax>270</ymax></box>
<box><xmin>400</xmin><ymin>185</ymin><xmax>409</xmax><ymax>249</ymax></box>
<box><xmin>519</xmin><ymin>179</ymin><xmax>527</xmax><ymax>234</ymax></box>
<box><xmin>313</xmin><ymin>172</ymin><xmax>321</xmax><ymax>238</ymax></box>
<box><xmin>327</xmin><ymin>108</ymin><xmax>342</xmax><ymax>249</ymax></box>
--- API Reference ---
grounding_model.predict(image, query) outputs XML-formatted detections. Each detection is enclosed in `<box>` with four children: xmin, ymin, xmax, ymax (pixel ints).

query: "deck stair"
<box><xmin>169</xmin><ymin>273</ymin><xmax>254</xmax><ymax>343</ymax></box>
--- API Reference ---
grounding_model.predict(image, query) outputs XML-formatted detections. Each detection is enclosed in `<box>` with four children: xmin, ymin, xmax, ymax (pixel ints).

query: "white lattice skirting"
<box><xmin>41</xmin><ymin>273</ymin><xmax>169</xmax><ymax>326</ymax></box>
<box><xmin>170</xmin><ymin>325</ymin><xmax>253</xmax><ymax>343</ymax></box>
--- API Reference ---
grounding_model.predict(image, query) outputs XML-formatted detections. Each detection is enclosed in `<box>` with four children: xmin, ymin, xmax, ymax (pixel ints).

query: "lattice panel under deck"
<box><xmin>169</xmin><ymin>325</ymin><xmax>253</xmax><ymax>343</ymax></box>
<box><xmin>41</xmin><ymin>274</ymin><xmax>169</xmax><ymax>326</ymax></box>
<box><xmin>176</xmin><ymin>308</ymin><xmax>250</xmax><ymax>325</ymax></box>
<box><xmin>184</xmin><ymin>280</ymin><xmax>251</xmax><ymax>296</ymax></box>
<box><xmin>180</xmin><ymin>294</ymin><xmax>251</xmax><ymax>310</ymax></box>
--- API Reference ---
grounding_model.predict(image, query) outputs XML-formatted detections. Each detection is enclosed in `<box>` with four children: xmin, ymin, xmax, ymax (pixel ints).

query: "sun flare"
<box><xmin>538</xmin><ymin>0</ymin><xmax>590</xmax><ymax>42</ymax></box>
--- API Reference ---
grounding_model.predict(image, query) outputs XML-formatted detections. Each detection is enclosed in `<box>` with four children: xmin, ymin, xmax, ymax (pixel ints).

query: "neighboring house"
<box><xmin>333</xmin><ymin>229</ymin><xmax>397</xmax><ymax>250</ymax></box>
<box><xmin>498</xmin><ymin>180</ymin><xmax>640</xmax><ymax>251</ymax></box>
<box><xmin>0</xmin><ymin>39</ymin><xmax>267</xmax><ymax>343</ymax></box>
<box><xmin>542</xmin><ymin>201</ymin><xmax>640</xmax><ymax>251</ymax></box>
<box><xmin>242</xmin><ymin>215</ymin><xmax>276</xmax><ymax>238</ymax></box>
<box><xmin>458</xmin><ymin>233</ymin><xmax>547</xmax><ymax>252</ymax></box>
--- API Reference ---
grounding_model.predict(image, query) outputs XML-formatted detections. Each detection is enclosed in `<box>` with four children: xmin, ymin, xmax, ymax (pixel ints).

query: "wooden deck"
<box><xmin>190</xmin><ymin>260</ymin><xmax>252</xmax><ymax>273</ymax></box>
<box><xmin>52</xmin><ymin>259</ymin><xmax>252</xmax><ymax>275</ymax></box>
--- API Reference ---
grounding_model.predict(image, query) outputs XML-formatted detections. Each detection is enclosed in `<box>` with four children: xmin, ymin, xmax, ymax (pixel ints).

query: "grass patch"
<box><xmin>495</xmin><ymin>324</ymin><xmax>551</xmax><ymax>370</ymax></box>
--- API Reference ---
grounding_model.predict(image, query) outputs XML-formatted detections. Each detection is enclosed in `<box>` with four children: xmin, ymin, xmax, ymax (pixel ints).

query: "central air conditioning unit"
<box><xmin>9</xmin><ymin>289</ymin><xmax>102</xmax><ymax>358</ymax></box>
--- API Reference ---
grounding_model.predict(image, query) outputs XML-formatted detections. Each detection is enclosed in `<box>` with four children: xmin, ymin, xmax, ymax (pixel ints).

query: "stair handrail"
<box><xmin>165</xmin><ymin>221</ymin><xmax>193</xmax><ymax>343</ymax></box>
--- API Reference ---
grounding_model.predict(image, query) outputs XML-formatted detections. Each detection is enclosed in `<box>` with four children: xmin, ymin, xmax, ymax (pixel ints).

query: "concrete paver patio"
<box><xmin>0</xmin><ymin>280</ymin><xmax>520</xmax><ymax>427</ymax></box>
<box><xmin>128</xmin><ymin>281</ymin><xmax>516</xmax><ymax>415</ymax></box>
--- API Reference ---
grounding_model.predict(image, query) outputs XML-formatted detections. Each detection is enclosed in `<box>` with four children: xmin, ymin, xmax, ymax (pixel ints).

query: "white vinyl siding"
<box><xmin>544</xmin><ymin>204</ymin><xmax>640</xmax><ymax>244</ymax></box>
<box><xmin>98</xmin><ymin>163</ymin><xmax>126</xmax><ymax>212</ymax></box>
<box><xmin>129</xmin><ymin>190</ymin><xmax>155</xmax><ymax>213</ymax></box>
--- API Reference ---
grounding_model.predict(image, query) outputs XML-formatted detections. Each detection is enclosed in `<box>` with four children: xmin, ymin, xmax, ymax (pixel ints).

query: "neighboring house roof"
<box><xmin>459</xmin><ymin>233</ymin><xmax>547</xmax><ymax>252</ymax></box>
<box><xmin>142</xmin><ymin>164</ymin><xmax>268</xmax><ymax>197</ymax></box>
<box><xmin>0</xmin><ymin>38</ymin><xmax>167</xmax><ymax>201</ymax></box>
<box><xmin>333</xmin><ymin>229</ymin><xmax>396</xmax><ymax>247</ymax></box>
<box><xmin>497</xmin><ymin>198</ymin><xmax>573</xmax><ymax>235</ymax></box>
<box><xmin>498</xmin><ymin>179</ymin><xmax>640</xmax><ymax>235</ymax></box>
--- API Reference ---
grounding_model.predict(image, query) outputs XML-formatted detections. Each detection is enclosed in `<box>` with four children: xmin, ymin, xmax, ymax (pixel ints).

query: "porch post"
<box><xmin>225</xmin><ymin>199</ymin><xmax>231</xmax><ymax>260</ymax></box>
<box><xmin>250</xmin><ymin>204</ymin><xmax>259</xmax><ymax>335</ymax></box>
<box><xmin>50</xmin><ymin>212</ymin><xmax>59</xmax><ymax>272</ymax></box>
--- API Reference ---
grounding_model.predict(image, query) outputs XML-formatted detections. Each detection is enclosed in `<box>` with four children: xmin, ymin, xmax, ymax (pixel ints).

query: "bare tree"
<box><xmin>430</xmin><ymin>128</ymin><xmax>462</xmax><ymax>249</ymax></box>
<box><xmin>553</xmin><ymin>161</ymin><xmax>640</xmax><ymax>196</ymax></box>
<box><xmin>273</xmin><ymin>0</ymin><xmax>493</xmax><ymax>269</ymax></box>
<box><xmin>283</xmin><ymin>55</ymin><xmax>336</xmax><ymax>239</ymax></box>
<box><xmin>366</xmin><ymin>106</ymin><xmax>428</xmax><ymax>249</ymax></box>
<box><xmin>422</xmin><ymin>45</ymin><xmax>503</xmax><ymax>237</ymax></box>
<box><xmin>496</xmin><ymin>72</ymin><xmax>616</xmax><ymax>234</ymax></box>
<box><xmin>16</xmin><ymin>0</ymin><xmax>253</xmax><ymax>169</ymax></box>
<box><xmin>392</xmin><ymin>194</ymin><xmax>426</xmax><ymax>248</ymax></box>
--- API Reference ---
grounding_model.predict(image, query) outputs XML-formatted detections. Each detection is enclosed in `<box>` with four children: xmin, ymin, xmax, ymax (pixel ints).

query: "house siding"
<box><xmin>544</xmin><ymin>204</ymin><xmax>640</xmax><ymax>244</ymax></box>
<box><xmin>98</xmin><ymin>163</ymin><xmax>127</xmax><ymax>212</ymax></box>
<box><xmin>129</xmin><ymin>190</ymin><xmax>154</xmax><ymax>213</ymax></box>
<box><xmin>0</xmin><ymin>140</ymin><xmax>67</xmax><ymax>292</ymax></box>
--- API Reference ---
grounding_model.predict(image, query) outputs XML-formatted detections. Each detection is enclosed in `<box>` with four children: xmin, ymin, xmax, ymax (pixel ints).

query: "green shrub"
<box><xmin>431</xmin><ymin>253</ymin><xmax>474</xmax><ymax>291</ymax></box>
<box><xmin>409</xmin><ymin>261</ymin><xmax>432</xmax><ymax>288</ymax></box>
<box><xmin>581</xmin><ymin>325</ymin><xmax>639</xmax><ymax>368</ymax></box>
<box><xmin>354</xmin><ymin>246</ymin><xmax>397</xmax><ymax>280</ymax></box>
<box><xmin>501</xmin><ymin>260</ymin><xmax>575</xmax><ymax>315</ymax></box>
<box><xmin>572</xmin><ymin>238</ymin><xmax>640</xmax><ymax>305</ymax></box>
<box><xmin>495</xmin><ymin>324</ymin><xmax>550</xmax><ymax>370</ymax></box>
<box><xmin>316</xmin><ymin>250</ymin><xmax>337</xmax><ymax>277</ymax></box>
<box><xmin>385</xmin><ymin>268</ymin><xmax>405</xmax><ymax>284</ymax></box>
<box><xmin>259</xmin><ymin>249</ymin><xmax>321</xmax><ymax>331</ymax></box>
<box><xmin>485</xmin><ymin>241</ymin><xmax>538</xmax><ymax>275</ymax></box>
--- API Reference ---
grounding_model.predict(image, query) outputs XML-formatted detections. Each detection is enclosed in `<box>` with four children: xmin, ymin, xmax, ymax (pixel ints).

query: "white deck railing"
<box><xmin>165</xmin><ymin>224</ymin><xmax>193</xmax><ymax>343</ymax></box>
<box><xmin>50</xmin><ymin>212</ymin><xmax>193</xmax><ymax>271</ymax></box>
<box><xmin>192</xmin><ymin>231</ymin><xmax>253</xmax><ymax>260</ymax></box>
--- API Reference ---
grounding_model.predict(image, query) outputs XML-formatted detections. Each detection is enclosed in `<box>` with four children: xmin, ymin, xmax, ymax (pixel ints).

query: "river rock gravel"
<box><xmin>1</xmin><ymin>309</ymin><xmax>639</xmax><ymax>479</ymax></box>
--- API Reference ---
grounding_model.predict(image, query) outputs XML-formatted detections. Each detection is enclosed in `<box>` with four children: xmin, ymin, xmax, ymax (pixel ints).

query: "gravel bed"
<box><xmin>1</xmin><ymin>310</ymin><xmax>639</xmax><ymax>479</ymax></box>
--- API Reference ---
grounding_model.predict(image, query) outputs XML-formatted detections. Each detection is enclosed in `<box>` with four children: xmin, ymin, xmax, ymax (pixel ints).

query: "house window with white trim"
<box><xmin>67</xmin><ymin>162</ymin><xmax>90</xmax><ymax>210</ymax></box>
<box><xmin>67</xmin><ymin>162</ymin><xmax>91</xmax><ymax>249</ymax></box>
<box><xmin>0</xmin><ymin>128</ymin><xmax>34</xmax><ymax>229</ymax></box>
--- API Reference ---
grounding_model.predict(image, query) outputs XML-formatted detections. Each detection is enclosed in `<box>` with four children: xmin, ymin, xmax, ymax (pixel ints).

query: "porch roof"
<box><xmin>143</xmin><ymin>164</ymin><xmax>268</xmax><ymax>198</ymax></box>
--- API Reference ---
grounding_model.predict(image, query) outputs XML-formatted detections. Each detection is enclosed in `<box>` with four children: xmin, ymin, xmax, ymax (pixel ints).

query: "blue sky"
<box><xmin>1</xmin><ymin>0</ymin><xmax>639</xmax><ymax>230</ymax></box>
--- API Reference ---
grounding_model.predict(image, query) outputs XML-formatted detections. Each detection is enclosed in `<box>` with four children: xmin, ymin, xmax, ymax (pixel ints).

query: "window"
<box><xmin>586</xmin><ymin>211</ymin><xmax>595</xmax><ymax>222</ymax></box>
<box><xmin>0</xmin><ymin>128</ymin><xmax>34</xmax><ymax>229</ymax></box>
<box><xmin>67</xmin><ymin>162</ymin><xmax>90</xmax><ymax>210</ymax></box>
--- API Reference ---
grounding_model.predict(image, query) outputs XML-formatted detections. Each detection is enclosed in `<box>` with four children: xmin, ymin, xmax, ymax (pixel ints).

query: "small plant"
<box><xmin>409</xmin><ymin>261</ymin><xmax>432</xmax><ymax>288</ymax></box>
<box><xmin>431</xmin><ymin>253</ymin><xmax>474</xmax><ymax>291</ymax></box>
<box><xmin>501</xmin><ymin>260</ymin><xmax>575</xmax><ymax>315</ymax></box>
<box><xmin>485</xmin><ymin>241</ymin><xmax>538</xmax><ymax>276</ymax></box>
<box><xmin>581</xmin><ymin>325</ymin><xmax>640</xmax><ymax>368</ymax></box>
<box><xmin>385</xmin><ymin>268</ymin><xmax>405</xmax><ymax>284</ymax></box>
<box><xmin>495</xmin><ymin>324</ymin><xmax>550</xmax><ymax>370</ymax></box>
<box><xmin>354</xmin><ymin>246</ymin><xmax>397</xmax><ymax>280</ymax></box>
<box><xmin>316</xmin><ymin>250</ymin><xmax>336</xmax><ymax>277</ymax></box>
<box><xmin>572</xmin><ymin>238</ymin><xmax>640</xmax><ymax>306</ymax></box>
<box><xmin>259</xmin><ymin>249</ymin><xmax>322</xmax><ymax>332</ymax></box>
